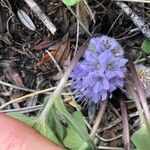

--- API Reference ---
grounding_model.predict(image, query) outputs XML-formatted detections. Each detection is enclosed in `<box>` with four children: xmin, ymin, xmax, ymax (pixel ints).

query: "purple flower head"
<box><xmin>71</xmin><ymin>36</ymin><xmax>128</xmax><ymax>104</ymax></box>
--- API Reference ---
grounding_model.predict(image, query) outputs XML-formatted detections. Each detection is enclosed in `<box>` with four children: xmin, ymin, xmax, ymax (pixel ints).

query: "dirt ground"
<box><xmin>0</xmin><ymin>0</ymin><xmax>150</xmax><ymax>149</ymax></box>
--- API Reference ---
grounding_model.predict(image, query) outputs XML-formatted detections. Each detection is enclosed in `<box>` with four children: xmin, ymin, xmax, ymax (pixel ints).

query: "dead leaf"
<box><xmin>78</xmin><ymin>3</ymin><xmax>90</xmax><ymax>31</ymax></box>
<box><xmin>37</xmin><ymin>51</ymin><xmax>56</xmax><ymax>65</ymax></box>
<box><xmin>3</xmin><ymin>68</ymin><xmax>24</xmax><ymax>87</ymax></box>
<box><xmin>0</xmin><ymin>60</ymin><xmax>16</xmax><ymax>68</ymax></box>
<box><xmin>33</xmin><ymin>39</ymin><xmax>56</xmax><ymax>51</ymax></box>
<box><xmin>17</xmin><ymin>9</ymin><xmax>36</xmax><ymax>31</ymax></box>
<box><xmin>37</xmin><ymin>39</ymin><xmax>70</xmax><ymax>67</ymax></box>
<box><xmin>63</xmin><ymin>52</ymin><xmax>71</xmax><ymax>71</ymax></box>
<box><xmin>136</xmin><ymin>64</ymin><xmax>150</xmax><ymax>98</ymax></box>
<box><xmin>10</xmin><ymin>92</ymin><xmax>25</xmax><ymax>109</ymax></box>
<box><xmin>54</xmin><ymin>39</ymin><xmax>70</xmax><ymax>66</ymax></box>
<box><xmin>0</xmin><ymin>3</ymin><xmax>7</xmax><ymax>33</ymax></box>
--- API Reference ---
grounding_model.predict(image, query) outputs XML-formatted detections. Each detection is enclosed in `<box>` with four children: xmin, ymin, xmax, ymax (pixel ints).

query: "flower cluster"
<box><xmin>71</xmin><ymin>36</ymin><xmax>128</xmax><ymax>104</ymax></box>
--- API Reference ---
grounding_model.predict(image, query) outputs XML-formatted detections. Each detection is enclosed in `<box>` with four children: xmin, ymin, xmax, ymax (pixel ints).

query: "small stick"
<box><xmin>74</xmin><ymin>4</ymin><xmax>80</xmax><ymax>54</ymax></box>
<box><xmin>115</xmin><ymin>1</ymin><xmax>150</xmax><ymax>39</ymax></box>
<box><xmin>0</xmin><ymin>80</ymin><xmax>36</xmax><ymax>92</ymax></box>
<box><xmin>97</xmin><ymin>146</ymin><xmax>124</xmax><ymax>150</ymax></box>
<box><xmin>0</xmin><ymin>105</ymin><xmax>42</xmax><ymax>113</ymax></box>
<box><xmin>67</xmin><ymin>6</ymin><xmax>91</xmax><ymax>36</ymax></box>
<box><xmin>120</xmin><ymin>97</ymin><xmax>130</xmax><ymax>150</ymax></box>
<box><xmin>90</xmin><ymin>100</ymin><xmax>108</xmax><ymax>138</ymax></box>
<box><xmin>0</xmin><ymin>83</ymin><xmax>71</xmax><ymax>110</ymax></box>
<box><xmin>24</xmin><ymin>0</ymin><xmax>56</xmax><ymax>34</ymax></box>
<box><xmin>46</xmin><ymin>50</ymin><xmax>63</xmax><ymax>74</ymax></box>
<box><xmin>114</xmin><ymin>0</ymin><xmax>150</xmax><ymax>3</ymax></box>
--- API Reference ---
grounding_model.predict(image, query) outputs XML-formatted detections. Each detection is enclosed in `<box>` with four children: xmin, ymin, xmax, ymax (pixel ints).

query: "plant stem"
<box><xmin>90</xmin><ymin>100</ymin><xmax>108</xmax><ymax>138</ymax></box>
<box><xmin>128</xmin><ymin>57</ymin><xmax>150</xmax><ymax>131</ymax></box>
<box><xmin>125</xmin><ymin>82</ymin><xmax>144</xmax><ymax>124</ymax></box>
<box><xmin>67</xmin><ymin>5</ymin><xmax>91</xmax><ymax>36</ymax></box>
<box><xmin>120</xmin><ymin>97</ymin><xmax>130</xmax><ymax>150</ymax></box>
<box><xmin>38</xmin><ymin>39</ymin><xmax>89</xmax><ymax>122</ymax></box>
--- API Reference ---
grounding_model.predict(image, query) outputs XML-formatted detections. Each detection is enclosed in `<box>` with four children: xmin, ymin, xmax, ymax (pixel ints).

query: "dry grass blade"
<box><xmin>0</xmin><ymin>83</ymin><xmax>71</xmax><ymax>110</ymax></box>
<box><xmin>113</xmin><ymin>0</ymin><xmax>150</xmax><ymax>3</ymax></box>
<box><xmin>115</xmin><ymin>1</ymin><xmax>150</xmax><ymax>39</ymax></box>
<box><xmin>83</xmin><ymin>0</ymin><xmax>95</xmax><ymax>24</ymax></box>
<box><xmin>23</xmin><ymin>0</ymin><xmax>56</xmax><ymax>34</ymax></box>
<box><xmin>67</xmin><ymin>6</ymin><xmax>91</xmax><ymax>36</ymax></box>
<box><xmin>17</xmin><ymin>9</ymin><xmax>36</xmax><ymax>31</ymax></box>
<box><xmin>37</xmin><ymin>39</ymin><xmax>70</xmax><ymax>72</ymax></box>
<box><xmin>78</xmin><ymin>3</ymin><xmax>90</xmax><ymax>31</ymax></box>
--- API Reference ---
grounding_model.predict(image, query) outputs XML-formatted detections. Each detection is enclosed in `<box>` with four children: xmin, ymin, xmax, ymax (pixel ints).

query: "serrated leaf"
<box><xmin>62</xmin><ymin>0</ymin><xmax>81</xmax><ymax>6</ymax></box>
<box><xmin>54</xmin><ymin>97</ymin><xmax>95</xmax><ymax>150</ymax></box>
<box><xmin>131</xmin><ymin>123</ymin><xmax>150</xmax><ymax>150</ymax></box>
<box><xmin>141</xmin><ymin>39</ymin><xmax>150</xmax><ymax>54</ymax></box>
<box><xmin>7</xmin><ymin>112</ymin><xmax>36</xmax><ymax>126</ymax></box>
<box><xmin>33</xmin><ymin>121</ymin><xmax>62</xmax><ymax>146</ymax></box>
<box><xmin>17</xmin><ymin>9</ymin><xmax>36</xmax><ymax>31</ymax></box>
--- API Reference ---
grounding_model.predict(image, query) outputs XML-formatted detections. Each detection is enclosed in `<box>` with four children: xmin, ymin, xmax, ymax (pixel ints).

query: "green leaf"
<box><xmin>7</xmin><ymin>112</ymin><xmax>36</xmax><ymax>126</ymax></box>
<box><xmin>62</xmin><ymin>0</ymin><xmax>81</xmax><ymax>6</ymax></box>
<box><xmin>63</xmin><ymin>127</ymin><xmax>89</xmax><ymax>150</ymax></box>
<box><xmin>63</xmin><ymin>111</ymin><xmax>89</xmax><ymax>150</ymax></box>
<box><xmin>49</xmin><ymin>108</ymin><xmax>65</xmax><ymax>142</ymax></box>
<box><xmin>131</xmin><ymin>123</ymin><xmax>150</xmax><ymax>150</ymax></box>
<box><xmin>54</xmin><ymin>97</ymin><xmax>95</xmax><ymax>150</ymax></box>
<box><xmin>141</xmin><ymin>39</ymin><xmax>150</xmax><ymax>54</ymax></box>
<box><xmin>42</xmin><ymin>95</ymin><xmax>65</xmax><ymax>142</ymax></box>
<box><xmin>33</xmin><ymin>121</ymin><xmax>62</xmax><ymax>146</ymax></box>
<box><xmin>72</xmin><ymin>111</ymin><xmax>87</xmax><ymax>132</ymax></box>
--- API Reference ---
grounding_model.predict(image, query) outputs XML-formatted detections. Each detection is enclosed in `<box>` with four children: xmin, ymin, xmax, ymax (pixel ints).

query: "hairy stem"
<box><xmin>38</xmin><ymin>39</ymin><xmax>89</xmax><ymax>122</ymax></box>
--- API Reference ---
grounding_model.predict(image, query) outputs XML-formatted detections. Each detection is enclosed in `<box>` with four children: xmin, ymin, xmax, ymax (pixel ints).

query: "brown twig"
<box><xmin>90</xmin><ymin>100</ymin><xmax>108</xmax><ymax>138</ymax></box>
<box><xmin>114</xmin><ymin>0</ymin><xmax>150</xmax><ymax>3</ymax></box>
<box><xmin>115</xmin><ymin>1</ymin><xmax>150</xmax><ymax>39</ymax></box>
<box><xmin>0</xmin><ymin>83</ymin><xmax>71</xmax><ymax>110</ymax></box>
<box><xmin>120</xmin><ymin>97</ymin><xmax>130</xmax><ymax>150</ymax></box>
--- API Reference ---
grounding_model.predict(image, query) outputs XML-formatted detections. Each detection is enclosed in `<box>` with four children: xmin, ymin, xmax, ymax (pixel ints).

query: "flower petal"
<box><xmin>114</xmin><ymin>71</ymin><xmax>124</xmax><ymax>78</ymax></box>
<box><xmin>115</xmin><ymin>78</ymin><xmax>124</xmax><ymax>88</ymax></box>
<box><xmin>109</xmin><ymin>83</ymin><xmax>117</xmax><ymax>92</ymax></box>
<box><xmin>84</xmin><ymin>51</ymin><xmax>97</xmax><ymax>63</ymax></box>
<box><xmin>101</xmin><ymin>90</ymin><xmax>108</xmax><ymax>100</ymax></box>
<box><xmin>116</xmin><ymin>58</ymin><xmax>128</xmax><ymax>67</ymax></box>
<box><xmin>102</xmin><ymin>78</ymin><xmax>110</xmax><ymax>90</ymax></box>
<box><xmin>105</xmin><ymin>71</ymin><xmax>116</xmax><ymax>79</ymax></box>
<box><xmin>98</xmin><ymin>52</ymin><xmax>109</xmax><ymax>68</ymax></box>
<box><xmin>90</xmin><ymin>37</ymin><xmax>104</xmax><ymax>53</ymax></box>
<box><xmin>71</xmin><ymin>35</ymin><xmax>128</xmax><ymax>104</ymax></box>
<box><xmin>93</xmin><ymin>82</ymin><xmax>101</xmax><ymax>94</ymax></box>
